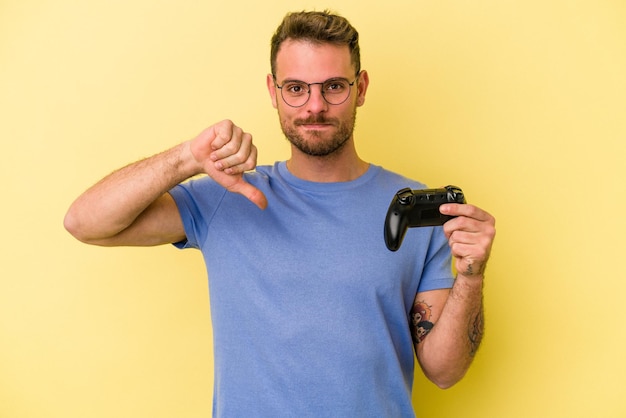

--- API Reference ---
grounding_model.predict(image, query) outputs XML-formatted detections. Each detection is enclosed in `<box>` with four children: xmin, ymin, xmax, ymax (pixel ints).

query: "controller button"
<box><xmin>397</xmin><ymin>188</ymin><xmax>413</xmax><ymax>205</ymax></box>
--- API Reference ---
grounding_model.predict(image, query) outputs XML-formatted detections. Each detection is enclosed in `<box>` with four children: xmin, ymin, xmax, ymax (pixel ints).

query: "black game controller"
<box><xmin>384</xmin><ymin>185</ymin><xmax>466</xmax><ymax>251</ymax></box>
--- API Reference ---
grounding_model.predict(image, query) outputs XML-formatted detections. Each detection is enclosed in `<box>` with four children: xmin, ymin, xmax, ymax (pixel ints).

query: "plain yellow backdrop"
<box><xmin>1</xmin><ymin>0</ymin><xmax>625</xmax><ymax>417</ymax></box>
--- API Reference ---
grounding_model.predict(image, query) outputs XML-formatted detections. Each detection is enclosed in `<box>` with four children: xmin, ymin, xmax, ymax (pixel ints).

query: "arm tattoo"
<box><xmin>410</xmin><ymin>301</ymin><xmax>434</xmax><ymax>344</ymax></box>
<box><xmin>468</xmin><ymin>308</ymin><xmax>484</xmax><ymax>356</ymax></box>
<box><xmin>464</xmin><ymin>262</ymin><xmax>486</xmax><ymax>277</ymax></box>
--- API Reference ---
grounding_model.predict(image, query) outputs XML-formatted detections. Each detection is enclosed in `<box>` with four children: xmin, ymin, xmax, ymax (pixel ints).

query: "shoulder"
<box><xmin>369</xmin><ymin>165</ymin><xmax>428</xmax><ymax>191</ymax></box>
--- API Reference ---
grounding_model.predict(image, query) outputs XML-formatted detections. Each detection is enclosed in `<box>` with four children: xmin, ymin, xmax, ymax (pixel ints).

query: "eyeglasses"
<box><xmin>273</xmin><ymin>74</ymin><xmax>359</xmax><ymax>108</ymax></box>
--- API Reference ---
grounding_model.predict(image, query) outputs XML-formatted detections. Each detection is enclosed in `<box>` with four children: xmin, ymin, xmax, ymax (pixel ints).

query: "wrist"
<box><xmin>455</xmin><ymin>272</ymin><xmax>484</xmax><ymax>288</ymax></box>
<box><xmin>176</xmin><ymin>141</ymin><xmax>204</xmax><ymax>178</ymax></box>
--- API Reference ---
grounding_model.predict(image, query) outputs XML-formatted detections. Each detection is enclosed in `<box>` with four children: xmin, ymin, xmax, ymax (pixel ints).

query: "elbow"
<box><xmin>63</xmin><ymin>208</ymin><xmax>86</xmax><ymax>242</ymax></box>
<box><xmin>430</xmin><ymin>374</ymin><xmax>465</xmax><ymax>390</ymax></box>
<box><xmin>426</xmin><ymin>368</ymin><xmax>468</xmax><ymax>390</ymax></box>
<box><xmin>417</xmin><ymin>348</ymin><xmax>471</xmax><ymax>389</ymax></box>
<box><xmin>63</xmin><ymin>206</ymin><xmax>98</xmax><ymax>244</ymax></box>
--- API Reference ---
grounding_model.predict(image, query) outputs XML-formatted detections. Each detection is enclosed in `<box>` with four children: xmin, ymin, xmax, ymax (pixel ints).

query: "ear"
<box><xmin>355</xmin><ymin>70</ymin><xmax>369</xmax><ymax>107</ymax></box>
<box><xmin>267</xmin><ymin>74</ymin><xmax>278</xmax><ymax>109</ymax></box>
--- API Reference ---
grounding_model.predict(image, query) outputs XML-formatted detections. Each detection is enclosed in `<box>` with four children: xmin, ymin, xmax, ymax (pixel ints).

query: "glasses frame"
<box><xmin>273</xmin><ymin>73</ymin><xmax>360</xmax><ymax>108</ymax></box>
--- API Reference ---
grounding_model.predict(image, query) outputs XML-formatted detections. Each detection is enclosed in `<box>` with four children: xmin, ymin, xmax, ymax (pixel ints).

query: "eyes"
<box><xmin>282</xmin><ymin>79</ymin><xmax>350</xmax><ymax>96</ymax></box>
<box><xmin>274</xmin><ymin>75</ymin><xmax>359</xmax><ymax>107</ymax></box>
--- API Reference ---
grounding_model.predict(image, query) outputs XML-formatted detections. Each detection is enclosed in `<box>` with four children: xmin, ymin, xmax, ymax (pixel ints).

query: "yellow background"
<box><xmin>2</xmin><ymin>0</ymin><xmax>625</xmax><ymax>417</ymax></box>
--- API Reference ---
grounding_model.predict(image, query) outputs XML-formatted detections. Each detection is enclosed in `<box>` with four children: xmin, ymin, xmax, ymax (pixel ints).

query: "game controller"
<box><xmin>384</xmin><ymin>185</ymin><xmax>466</xmax><ymax>251</ymax></box>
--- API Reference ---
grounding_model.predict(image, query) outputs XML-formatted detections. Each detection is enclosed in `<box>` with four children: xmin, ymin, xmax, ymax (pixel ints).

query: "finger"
<box><xmin>209</xmin><ymin>120</ymin><xmax>236</xmax><ymax>151</ymax></box>
<box><xmin>228</xmin><ymin>180</ymin><xmax>268</xmax><ymax>210</ymax></box>
<box><xmin>449</xmin><ymin>237</ymin><xmax>488</xmax><ymax>262</ymax></box>
<box><xmin>447</xmin><ymin>222</ymin><xmax>495</xmax><ymax>252</ymax></box>
<box><xmin>444</xmin><ymin>214</ymin><xmax>484</xmax><ymax>235</ymax></box>
<box><xmin>448</xmin><ymin>229</ymin><xmax>493</xmax><ymax>264</ymax></box>
<box><xmin>441</xmin><ymin>203</ymin><xmax>493</xmax><ymax>222</ymax></box>
<box><xmin>214</xmin><ymin>135</ymin><xmax>255</xmax><ymax>172</ymax></box>
<box><xmin>449</xmin><ymin>236</ymin><xmax>491</xmax><ymax>259</ymax></box>
<box><xmin>447</xmin><ymin>230</ymin><xmax>476</xmax><ymax>245</ymax></box>
<box><xmin>223</xmin><ymin>158</ymin><xmax>257</xmax><ymax>175</ymax></box>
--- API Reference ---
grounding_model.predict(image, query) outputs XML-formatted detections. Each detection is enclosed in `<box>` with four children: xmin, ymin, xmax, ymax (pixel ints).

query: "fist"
<box><xmin>189</xmin><ymin>120</ymin><xmax>268</xmax><ymax>209</ymax></box>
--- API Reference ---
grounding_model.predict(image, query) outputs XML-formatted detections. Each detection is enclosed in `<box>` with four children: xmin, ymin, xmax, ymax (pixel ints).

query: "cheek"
<box><xmin>276</xmin><ymin>105</ymin><xmax>290</xmax><ymax>122</ymax></box>
<box><xmin>338</xmin><ymin>103</ymin><xmax>358</xmax><ymax>123</ymax></box>
<box><xmin>278</xmin><ymin>104</ymin><xmax>304</xmax><ymax>122</ymax></box>
<box><xmin>276</xmin><ymin>107</ymin><xmax>296</xmax><ymax>131</ymax></box>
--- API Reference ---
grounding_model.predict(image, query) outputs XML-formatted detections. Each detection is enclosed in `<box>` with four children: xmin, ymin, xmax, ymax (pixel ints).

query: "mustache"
<box><xmin>294</xmin><ymin>116</ymin><xmax>337</xmax><ymax>125</ymax></box>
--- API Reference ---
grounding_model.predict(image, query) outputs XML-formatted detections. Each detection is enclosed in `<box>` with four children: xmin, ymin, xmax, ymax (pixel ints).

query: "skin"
<box><xmin>64</xmin><ymin>38</ymin><xmax>496</xmax><ymax>389</ymax></box>
<box><xmin>266</xmin><ymin>39</ymin><xmax>370</xmax><ymax>183</ymax></box>
<box><xmin>63</xmin><ymin>122</ymin><xmax>266</xmax><ymax>246</ymax></box>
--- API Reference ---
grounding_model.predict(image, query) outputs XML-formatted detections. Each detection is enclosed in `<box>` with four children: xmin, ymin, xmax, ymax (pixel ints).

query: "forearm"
<box><xmin>64</xmin><ymin>141</ymin><xmax>199</xmax><ymax>243</ymax></box>
<box><xmin>417</xmin><ymin>274</ymin><xmax>484</xmax><ymax>388</ymax></box>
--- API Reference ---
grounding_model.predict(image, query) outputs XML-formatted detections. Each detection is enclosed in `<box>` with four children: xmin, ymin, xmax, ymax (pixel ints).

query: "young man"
<box><xmin>65</xmin><ymin>10</ymin><xmax>495</xmax><ymax>417</ymax></box>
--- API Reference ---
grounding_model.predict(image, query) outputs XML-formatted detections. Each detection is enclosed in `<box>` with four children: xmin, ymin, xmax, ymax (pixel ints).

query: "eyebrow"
<box><xmin>277</xmin><ymin>76</ymin><xmax>351</xmax><ymax>84</ymax></box>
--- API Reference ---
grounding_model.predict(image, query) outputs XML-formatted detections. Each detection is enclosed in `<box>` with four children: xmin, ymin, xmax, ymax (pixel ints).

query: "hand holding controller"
<box><xmin>384</xmin><ymin>185</ymin><xmax>466</xmax><ymax>251</ymax></box>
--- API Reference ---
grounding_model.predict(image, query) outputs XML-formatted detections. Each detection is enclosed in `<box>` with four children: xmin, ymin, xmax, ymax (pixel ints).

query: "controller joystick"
<box><xmin>384</xmin><ymin>185</ymin><xmax>466</xmax><ymax>251</ymax></box>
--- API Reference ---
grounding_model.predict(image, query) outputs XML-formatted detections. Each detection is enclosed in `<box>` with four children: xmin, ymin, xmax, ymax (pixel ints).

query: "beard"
<box><xmin>279</xmin><ymin>107</ymin><xmax>357</xmax><ymax>157</ymax></box>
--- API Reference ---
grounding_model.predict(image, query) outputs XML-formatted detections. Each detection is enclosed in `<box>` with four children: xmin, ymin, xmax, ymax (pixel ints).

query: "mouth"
<box><xmin>295</xmin><ymin>118</ymin><xmax>335</xmax><ymax>130</ymax></box>
<box><xmin>300</xmin><ymin>123</ymin><xmax>332</xmax><ymax>130</ymax></box>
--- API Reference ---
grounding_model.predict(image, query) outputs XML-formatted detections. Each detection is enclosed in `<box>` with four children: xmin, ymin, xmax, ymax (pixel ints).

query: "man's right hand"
<box><xmin>189</xmin><ymin>120</ymin><xmax>267</xmax><ymax>210</ymax></box>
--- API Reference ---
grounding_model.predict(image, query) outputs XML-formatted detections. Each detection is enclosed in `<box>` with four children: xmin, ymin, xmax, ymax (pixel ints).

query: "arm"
<box><xmin>64</xmin><ymin>120</ymin><xmax>267</xmax><ymax>247</ymax></box>
<box><xmin>411</xmin><ymin>203</ymin><xmax>495</xmax><ymax>389</ymax></box>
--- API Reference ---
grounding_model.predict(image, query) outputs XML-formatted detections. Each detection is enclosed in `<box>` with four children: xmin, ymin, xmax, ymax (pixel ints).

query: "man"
<box><xmin>65</xmin><ymin>10</ymin><xmax>495</xmax><ymax>417</ymax></box>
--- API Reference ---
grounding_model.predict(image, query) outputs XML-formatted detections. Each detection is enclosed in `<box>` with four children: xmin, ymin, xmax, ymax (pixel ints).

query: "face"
<box><xmin>267</xmin><ymin>39</ymin><xmax>369</xmax><ymax>157</ymax></box>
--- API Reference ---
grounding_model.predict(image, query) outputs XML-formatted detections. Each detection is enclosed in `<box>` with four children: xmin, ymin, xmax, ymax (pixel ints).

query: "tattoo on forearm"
<box><xmin>464</xmin><ymin>262</ymin><xmax>486</xmax><ymax>277</ymax></box>
<box><xmin>410</xmin><ymin>301</ymin><xmax>434</xmax><ymax>344</ymax></box>
<box><xmin>468</xmin><ymin>308</ymin><xmax>484</xmax><ymax>356</ymax></box>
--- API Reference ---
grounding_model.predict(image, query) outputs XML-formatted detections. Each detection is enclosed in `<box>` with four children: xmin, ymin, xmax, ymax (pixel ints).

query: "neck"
<box><xmin>286</xmin><ymin>140</ymin><xmax>369</xmax><ymax>182</ymax></box>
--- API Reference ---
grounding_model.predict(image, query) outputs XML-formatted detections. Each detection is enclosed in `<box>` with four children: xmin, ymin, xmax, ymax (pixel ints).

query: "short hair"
<box><xmin>270</xmin><ymin>10</ymin><xmax>361</xmax><ymax>77</ymax></box>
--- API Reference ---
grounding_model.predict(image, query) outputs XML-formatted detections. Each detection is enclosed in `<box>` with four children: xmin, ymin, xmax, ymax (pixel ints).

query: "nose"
<box><xmin>305</xmin><ymin>84</ymin><xmax>328</xmax><ymax>113</ymax></box>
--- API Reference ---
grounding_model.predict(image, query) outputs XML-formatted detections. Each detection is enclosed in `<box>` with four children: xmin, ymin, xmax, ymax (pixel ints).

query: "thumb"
<box><xmin>226</xmin><ymin>178</ymin><xmax>268</xmax><ymax>210</ymax></box>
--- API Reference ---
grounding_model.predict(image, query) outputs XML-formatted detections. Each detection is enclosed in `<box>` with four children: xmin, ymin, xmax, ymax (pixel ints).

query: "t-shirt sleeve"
<box><xmin>416</xmin><ymin>226</ymin><xmax>455</xmax><ymax>292</ymax></box>
<box><xmin>167</xmin><ymin>177</ymin><xmax>227</xmax><ymax>250</ymax></box>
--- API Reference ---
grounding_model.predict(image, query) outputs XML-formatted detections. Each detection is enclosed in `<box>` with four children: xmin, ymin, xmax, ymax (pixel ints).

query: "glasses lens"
<box><xmin>281</xmin><ymin>81</ymin><xmax>310</xmax><ymax>107</ymax></box>
<box><xmin>322</xmin><ymin>79</ymin><xmax>351</xmax><ymax>105</ymax></box>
